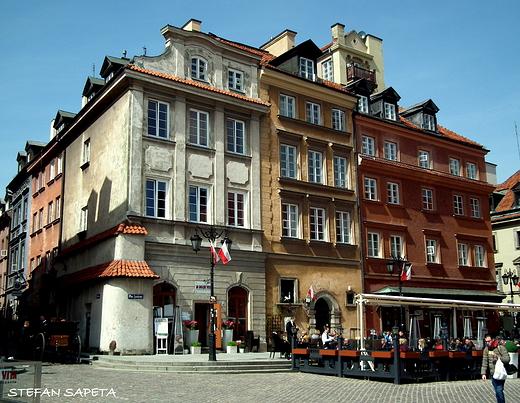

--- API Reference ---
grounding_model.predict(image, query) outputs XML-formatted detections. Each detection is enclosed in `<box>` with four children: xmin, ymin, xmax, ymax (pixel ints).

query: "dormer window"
<box><xmin>358</xmin><ymin>96</ymin><xmax>369</xmax><ymax>114</ymax></box>
<box><xmin>105</xmin><ymin>72</ymin><xmax>114</xmax><ymax>82</ymax></box>
<box><xmin>423</xmin><ymin>114</ymin><xmax>436</xmax><ymax>131</ymax></box>
<box><xmin>384</xmin><ymin>103</ymin><xmax>396</xmax><ymax>120</ymax></box>
<box><xmin>191</xmin><ymin>57</ymin><xmax>207</xmax><ymax>81</ymax></box>
<box><xmin>228</xmin><ymin>69</ymin><xmax>243</xmax><ymax>92</ymax></box>
<box><xmin>322</xmin><ymin>58</ymin><xmax>333</xmax><ymax>82</ymax></box>
<box><xmin>299</xmin><ymin>57</ymin><xmax>315</xmax><ymax>80</ymax></box>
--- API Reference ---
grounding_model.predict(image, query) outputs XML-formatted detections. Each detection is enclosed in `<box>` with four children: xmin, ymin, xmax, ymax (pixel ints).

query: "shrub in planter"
<box><xmin>227</xmin><ymin>341</ymin><xmax>237</xmax><ymax>347</ymax></box>
<box><xmin>191</xmin><ymin>342</ymin><xmax>202</xmax><ymax>347</ymax></box>
<box><xmin>505</xmin><ymin>341</ymin><xmax>518</xmax><ymax>352</ymax></box>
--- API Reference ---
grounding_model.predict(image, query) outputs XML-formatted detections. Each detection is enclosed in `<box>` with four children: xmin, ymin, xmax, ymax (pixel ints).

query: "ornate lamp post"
<box><xmin>502</xmin><ymin>269</ymin><xmax>519</xmax><ymax>327</ymax></box>
<box><xmin>190</xmin><ymin>226</ymin><xmax>232</xmax><ymax>362</ymax></box>
<box><xmin>386</xmin><ymin>256</ymin><xmax>412</xmax><ymax>331</ymax></box>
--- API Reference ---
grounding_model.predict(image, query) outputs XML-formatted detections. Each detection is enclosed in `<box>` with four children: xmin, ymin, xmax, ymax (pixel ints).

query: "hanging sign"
<box><xmin>195</xmin><ymin>281</ymin><xmax>211</xmax><ymax>294</ymax></box>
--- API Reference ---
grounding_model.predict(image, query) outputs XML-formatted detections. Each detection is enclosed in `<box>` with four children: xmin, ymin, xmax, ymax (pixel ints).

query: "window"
<box><xmin>422</xmin><ymin>189</ymin><xmax>434</xmax><ymax>210</ymax></box>
<box><xmin>364</xmin><ymin>178</ymin><xmax>377</xmax><ymax>201</ymax></box>
<box><xmin>454</xmin><ymin>195</ymin><xmax>464</xmax><ymax>215</ymax></box>
<box><xmin>390</xmin><ymin>235</ymin><xmax>403</xmax><ymax>258</ymax></box>
<box><xmin>32</xmin><ymin>213</ymin><xmax>37</xmax><ymax>233</ymax></box>
<box><xmin>322</xmin><ymin>59</ymin><xmax>333</xmax><ymax>81</ymax></box>
<box><xmin>227</xmin><ymin>192</ymin><xmax>245</xmax><ymax>227</ymax></box>
<box><xmin>332</xmin><ymin>109</ymin><xmax>345</xmax><ymax>131</ymax></box>
<box><xmin>474</xmin><ymin>245</ymin><xmax>485</xmax><ymax>267</ymax></box>
<box><xmin>280</xmin><ymin>144</ymin><xmax>297</xmax><ymax>179</ymax></box>
<box><xmin>334</xmin><ymin>156</ymin><xmax>348</xmax><ymax>188</ymax></box>
<box><xmin>336</xmin><ymin>211</ymin><xmax>350</xmax><ymax>244</ymax></box>
<box><xmin>367</xmin><ymin>232</ymin><xmax>380</xmax><ymax>257</ymax></box>
<box><xmin>470</xmin><ymin>198</ymin><xmax>480</xmax><ymax>218</ymax></box>
<box><xmin>147</xmin><ymin>100</ymin><xmax>168</xmax><ymax>138</ymax></box>
<box><xmin>189</xmin><ymin>109</ymin><xmax>209</xmax><ymax>147</ymax></box>
<box><xmin>467</xmin><ymin>163</ymin><xmax>477</xmax><ymax>180</ymax></box>
<box><xmin>450</xmin><ymin>158</ymin><xmax>460</xmax><ymax>176</ymax></box>
<box><xmin>282</xmin><ymin>203</ymin><xmax>299</xmax><ymax>238</ymax></box>
<box><xmin>516</xmin><ymin>230</ymin><xmax>520</xmax><ymax>250</ymax></box>
<box><xmin>49</xmin><ymin>160</ymin><xmax>55</xmax><ymax>180</ymax></box>
<box><xmin>426</xmin><ymin>239</ymin><xmax>437</xmax><ymax>263</ymax></box>
<box><xmin>419</xmin><ymin>150</ymin><xmax>430</xmax><ymax>169</ymax></box>
<box><xmin>358</xmin><ymin>96</ymin><xmax>369</xmax><ymax>114</ymax></box>
<box><xmin>57</xmin><ymin>154</ymin><xmax>63</xmax><ymax>175</ymax></box>
<box><xmin>387</xmin><ymin>182</ymin><xmax>400</xmax><ymax>204</ymax></box>
<box><xmin>227</xmin><ymin>119</ymin><xmax>245</xmax><ymax>154</ymax></box>
<box><xmin>458</xmin><ymin>243</ymin><xmax>468</xmax><ymax>266</ymax></box>
<box><xmin>280</xmin><ymin>278</ymin><xmax>296</xmax><ymax>303</ymax></box>
<box><xmin>384</xmin><ymin>103</ymin><xmax>396</xmax><ymax>120</ymax></box>
<box><xmin>228</xmin><ymin>69</ymin><xmax>243</xmax><ymax>91</ymax></box>
<box><xmin>189</xmin><ymin>186</ymin><xmax>209</xmax><ymax>223</ymax></box>
<box><xmin>82</xmin><ymin>139</ymin><xmax>91</xmax><ymax>165</ymax></box>
<box><xmin>191</xmin><ymin>57</ymin><xmax>207</xmax><ymax>81</ymax></box>
<box><xmin>80</xmin><ymin>206</ymin><xmax>88</xmax><ymax>232</ymax></box>
<box><xmin>310</xmin><ymin>207</ymin><xmax>326</xmax><ymax>241</ymax></box>
<box><xmin>306</xmin><ymin>102</ymin><xmax>321</xmax><ymax>125</ymax></box>
<box><xmin>146</xmin><ymin>179</ymin><xmax>167</xmax><ymax>218</ymax></box>
<box><xmin>362</xmin><ymin>136</ymin><xmax>375</xmax><ymax>156</ymax></box>
<box><xmin>39</xmin><ymin>208</ymin><xmax>44</xmax><ymax>229</ymax></box>
<box><xmin>308</xmin><ymin>151</ymin><xmax>323</xmax><ymax>183</ymax></box>
<box><xmin>299</xmin><ymin>57</ymin><xmax>315</xmax><ymax>80</ymax></box>
<box><xmin>47</xmin><ymin>202</ymin><xmax>53</xmax><ymax>224</ymax></box>
<box><xmin>280</xmin><ymin>94</ymin><xmax>295</xmax><ymax>118</ymax></box>
<box><xmin>55</xmin><ymin>197</ymin><xmax>61</xmax><ymax>219</ymax></box>
<box><xmin>384</xmin><ymin>141</ymin><xmax>397</xmax><ymax>161</ymax></box>
<box><xmin>423</xmin><ymin>114</ymin><xmax>435</xmax><ymax>131</ymax></box>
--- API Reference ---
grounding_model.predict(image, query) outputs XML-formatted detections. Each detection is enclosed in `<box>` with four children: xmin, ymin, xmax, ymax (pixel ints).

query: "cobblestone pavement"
<box><xmin>9</xmin><ymin>363</ymin><xmax>517</xmax><ymax>402</ymax></box>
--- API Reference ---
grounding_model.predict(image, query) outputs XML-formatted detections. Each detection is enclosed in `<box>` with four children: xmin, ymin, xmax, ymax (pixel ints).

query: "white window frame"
<box><xmin>147</xmin><ymin>100</ymin><xmax>169</xmax><ymax>139</ymax></box>
<box><xmin>47</xmin><ymin>201</ymin><xmax>53</xmax><ymax>224</ymax></box>
<box><xmin>227</xmin><ymin>118</ymin><xmax>245</xmax><ymax>155</ymax></box>
<box><xmin>335</xmin><ymin>211</ymin><xmax>350</xmax><ymax>244</ymax></box>
<box><xmin>227</xmin><ymin>191</ymin><xmax>246</xmax><ymax>227</ymax></box>
<box><xmin>299</xmin><ymin>57</ymin><xmax>315</xmax><ymax>80</ymax></box>
<box><xmin>367</xmin><ymin>232</ymin><xmax>380</xmax><ymax>258</ymax></box>
<box><xmin>57</xmin><ymin>154</ymin><xmax>63</xmax><ymax>175</ymax></box>
<box><xmin>55</xmin><ymin>197</ymin><xmax>61</xmax><ymax>219</ymax></box>
<box><xmin>426</xmin><ymin>239</ymin><xmax>437</xmax><ymax>263</ymax></box>
<box><xmin>387</xmin><ymin>182</ymin><xmax>400</xmax><ymax>205</ymax></box>
<box><xmin>191</xmin><ymin>57</ymin><xmax>207</xmax><ymax>81</ymax></box>
<box><xmin>384</xmin><ymin>141</ymin><xmax>397</xmax><ymax>161</ymax></box>
<box><xmin>419</xmin><ymin>150</ymin><xmax>430</xmax><ymax>169</ymax></box>
<box><xmin>467</xmin><ymin>162</ymin><xmax>477</xmax><ymax>180</ymax></box>
<box><xmin>308</xmin><ymin>150</ymin><xmax>323</xmax><ymax>184</ymax></box>
<box><xmin>82</xmin><ymin>139</ymin><xmax>90</xmax><ymax>165</ymax></box>
<box><xmin>310</xmin><ymin>207</ymin><xmax>326</xmax><ymax>241</ymax></box>
<box><xmin>322</xmin><ymin>58</ymin><xmax>333</xmax><ymax>82</ymax></box>
<box><xmin>282</xmin><ymin>203</ymin><xmax>299</xmax><ymax>238</ymax></box>
<box><xmin>423</xmin><ymin>114</ymin><xmax>435</xmax><ymax>131</ymax></box>
<box><xmin>189</xmin><ymin>186</ymin><xmax>209</xmax><ymax>223</ymax></box>
<box><xmin>364</xmin><ymin>178</ymin><xmax>377</xmax><ymax>201</ymax></box>
<box><xmin>450</xmin><ymin>158</ymin><xmax>460</xmax><ymax>176</ymax></box>
<box><xmin>474</xmin><ymin>245</ymin><xmax>485</xmax><ymax>267</ymax></box>
<box><xmin>390</xmin><ymin>235</ymin><xmax>403</xmax><ymax>258</ymax></box>
<box><xmin>280</xmin><ymin>94</ymin><xmax>295</xmax><ymax>118</ymax></box>
<box><xmin>80</xmin><ymin>206</ymin><xmax>88</xmax><ymax>232</ymax></box>
<box><xmin>384</xmin><ymin>103</ymin><xmax>396</xmax><ymax>120</ymax></box>
<box><xmin>454</xmin><ymin>195</ymin><xmax>464</xmax><ymax>215</ymax></box>
<box><xmin>470</xmin><ymin>198</ymin><xmax>480</xmax><ymax>218</ymax></box>
<box><xmin>306</xmin><ymin>102</ymin><xmax>321</xmax><ymax>125</ymax></box>
<box><xmin>332</xmin><ymin>109</ymin><xmax>346</xmax><ymax>131</ymax></box>
<box><xmin>280</xmin><ymin>144</ymin><xmax>297</xmax><ymax>179</ymax></box>
<box><xmin>358</xmin><ymin>96</ymin><xmax>369</xmax><ymax>114</ymax></box>
<box><xmin>362</xmin><ymin>136</ymin><xmax>375</xmax><ymax>156</ymax></box>
<box><xmin>422</xmin><ymin>189</ymin><xmax>434</xmax><ymax>210</ymax></box>
<box><xmin>458</xmin><ymin>243</ymin><xmax>468</xmax><ymax>266</ymax></box>
<box><xmin>228</xmin><ymin>69</ymin><xmax>243</xmax><ymax>92</ymax></box>
<box><xmin>189</xmin><ymin>109</ymin><xmax>209</xmax><ymax>147</ymax></box>
<box><xmin>334</xmin><ymin>156</ymin><xmax>348</xmax><ymax>188</ymax></box>
<box><xmin>49</xmin><ymin>160</ymin><xmax>55</xmax><ymax>180</ymax></box>
<box><xmin>146</xmin><ymin>179</ymin><xmax>168</xmax><ymax>219</ymax></box>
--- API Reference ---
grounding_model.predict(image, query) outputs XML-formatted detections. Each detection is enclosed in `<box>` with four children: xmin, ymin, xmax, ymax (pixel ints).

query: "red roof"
<box><xmin>496</xmin><ymin>170</ymin><xmax>520</xmax><ymax>191</ymax></box>
<box><xmin>57</xmin><ymin>260</ymin><xmax>159</xmax><ymax>288</ymax></box>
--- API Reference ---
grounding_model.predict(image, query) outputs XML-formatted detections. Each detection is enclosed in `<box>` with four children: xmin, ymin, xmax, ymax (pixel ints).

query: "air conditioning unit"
<box><xmin>0</xmin><ymin>250</ymin><xmax>7</xmax><ymax>257</ymax></box>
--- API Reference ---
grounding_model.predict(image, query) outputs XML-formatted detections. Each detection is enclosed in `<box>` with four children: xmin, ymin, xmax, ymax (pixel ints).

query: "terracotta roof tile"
<box><xmin>495</xmin><ymin>189</ymin><xmax>515</xmax><ymax>212</ymax></box>
<box><xmin>491</xmin><ymin>210</ymin><xmax>520</xmax><ymax>222</ymax></box>
<box><xmin>127</xmin><ymin>65</ymin><xmax>269</xmax><ymax>106</ymax></box>
<box><xmin>496</xmin><ymin>169</ymin><xmax>520</xmax><ymax>191</ymax></box>
<box><xmin>207</xmin><ymin>34</ymin><xmax>269</xmax><ymax>57</ymax></box>
<box><xmin>437</xmin><ymin>125</ymin><xmax>482</xmax><ymax>148</ymax></box>
<box><xmin>57</xmin><ymin>260</ymin><xmax>160</xmax><ymax>288</ymax></box>
<box><xmin>59</xmin><ymin>221</ymin><xmax>147</xmax><ymax>257</ymax></box>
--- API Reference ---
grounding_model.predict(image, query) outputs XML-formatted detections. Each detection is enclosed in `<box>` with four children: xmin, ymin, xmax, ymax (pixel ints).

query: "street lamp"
<box><xmin>502</xmin><ymin>269</ymin><xmax>519</xmax><ymax>327</ymax></box>
<box><xmin>386</xmin><ymin>255</ymin><xmax>412</xmax><ymax>331</ymax></box>
<box><xmin>190</xmin><ymin>226</ymin><xmax>232</xmax><ymax>362</ymax></box>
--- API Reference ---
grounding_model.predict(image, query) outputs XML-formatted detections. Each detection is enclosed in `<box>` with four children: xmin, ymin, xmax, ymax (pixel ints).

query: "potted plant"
<box><xmin>226</xmin><ymin>341</ymin><xmax>237</xmax><ymax>354</ymax></box>
<box><xmin>505</xmin><ymin>341</ymin><xmax>518</xmax><ymax>379</ymax></box>
<box><xmin>238</xmin><ymin>343</ymin><xmax>246</xmax><ymax>353</ymax></box>
<box><xmin>184</xmin><ymin>320</ymin><xmax>199</xmax><ymax>349</ymax></box>
<box><xmin>221</xmin><ymin>320</ymin><xmax>235</xmax><ymax>349</ymax></box>
<box><xmin>190</xmin><ymin>341</ymin><xmax>202</xmax><ymax>355</ymax></box>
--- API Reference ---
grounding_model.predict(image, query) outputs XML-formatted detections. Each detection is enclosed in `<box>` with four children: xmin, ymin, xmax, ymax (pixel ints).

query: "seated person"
<box><xmin>398</xmin><ymin>338</ymin><xmax>412</xmax><ymax>352</ymax></box>
<box><xmin>321</xmin><ymin>327</ymin><xmax>336</xmax><ymax>349</ymax></box>
<box><xmin>341</xmin><ymin>338</ymin><xmax>351</xmax><ymax>350</ymax></box>
<box><xmin>460</xmin><ymin>338</ymin><xmax>475</xmax><ymax>351</ymax></box>
<box><xmin>417</xmin><ymin>338</ymin><xmax>429</xmax><ymax>353</ymax></box>
<box><xmin>271</xmin><ymin>331</ymin><xmax>291</xmax><ymax>358</ymax></box>
<box><xmin>311</xmin><ymin>329</ymin><xmax>321</xmax><ymax>340</ymax></box>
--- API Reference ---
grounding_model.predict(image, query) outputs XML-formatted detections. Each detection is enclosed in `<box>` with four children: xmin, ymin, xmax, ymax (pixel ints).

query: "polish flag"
<box><xmin>401</xmin><ymin>264</ymin><xmax>412</xmax><ymax>281</ymax></box>
<box><xmin>307</xmin><ymin>285</ymin><xmax>317</xmax><ymax>300</ymax></box>
<box><xmin>218</xmin><ymin>241</ymin><xmax>231</xmax><ymax>264</ymax></box>
<box><xmin>210</xmin><ymin>241</ymin><xmax>220</xmax><ymax>264</ymax></box>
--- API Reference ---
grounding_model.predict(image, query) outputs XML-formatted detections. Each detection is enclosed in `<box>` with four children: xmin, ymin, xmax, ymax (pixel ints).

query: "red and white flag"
<box><xmin>401</xmin><ymin>264</ymin><xmax>412</xmax><ymax>281</ymax></box>
<box><xmin>209</xmin><ymin>241</ymin><xmax>220</xmax><ymax>264</ymax></box>
<box><xmin>307</xmin><ymin>285</ymin><xmax>317</xmax><ymax>300</ymax></box>
<box><xmin>218</xmin><ymin>241</ymin><xmax>231</xmax><ymax>264</ymax></box>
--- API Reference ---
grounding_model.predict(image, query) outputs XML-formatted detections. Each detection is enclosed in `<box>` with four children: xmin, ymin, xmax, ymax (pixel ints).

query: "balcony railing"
<box><xmin>347</xmin><ymin>65</ymin><xmax>375</xmax><ymax>83</ymax></box>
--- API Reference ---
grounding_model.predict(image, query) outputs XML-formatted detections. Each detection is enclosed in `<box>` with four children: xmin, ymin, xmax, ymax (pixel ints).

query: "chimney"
<box><xmin>331</xmin><ymin>23</ymin><xmax>345</xmax><ymax>46</ymax></box>
<box><xmin>260</xmin><ymin>30</ymin><xmax>297</xmax><ymax>57</ymax></box>
<box><xmin>182</xmin><ymin>19</ymin><xmax>202</xmax><ymax>32</ymax></box>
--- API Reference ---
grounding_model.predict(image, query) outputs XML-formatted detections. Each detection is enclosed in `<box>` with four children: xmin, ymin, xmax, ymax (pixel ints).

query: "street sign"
<box><xmin>12</xmin><ymin>290</ymin><xmax>23</xmax><ymax>297</ymax></box>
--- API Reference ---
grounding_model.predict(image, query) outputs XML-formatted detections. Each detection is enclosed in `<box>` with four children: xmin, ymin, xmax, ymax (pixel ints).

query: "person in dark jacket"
<box><xmin>481</xmin><ymin>334</ymin><xmax>510</xmax><ymax>403</ymax></box>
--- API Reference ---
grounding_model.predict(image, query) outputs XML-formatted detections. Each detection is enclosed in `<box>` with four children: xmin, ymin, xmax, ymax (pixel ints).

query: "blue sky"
<box><xmin>1</xmin><ymin>0</ymin><xmax>519</xmax><ymax>193</ymax></box>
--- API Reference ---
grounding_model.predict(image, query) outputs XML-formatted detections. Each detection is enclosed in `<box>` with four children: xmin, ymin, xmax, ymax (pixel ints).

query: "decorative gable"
<box><xmin>99</xmin><ymin>56</ymin><xmax>130</xmax><ymax>82</ymax></box>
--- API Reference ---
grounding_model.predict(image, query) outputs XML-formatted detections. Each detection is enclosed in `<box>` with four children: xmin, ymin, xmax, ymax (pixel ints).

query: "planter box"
<box><xmin>190</xmin><ymin>346</ymin><xmax>201</xmax><ymax>354</ymax></box>
<box><xmin>184</xmin><ymin>330</ymin><xmax>199</xmax><ymax>349</ymax></box>
<box><xmin>226</xmin><ymin>345</ymin><xmax>237</xmax><ymax>354</ymax></box>
<box><xmin>429</xmin><ymin>350</ymin><xmax>448</xmax><ymax>358</ymax></box>
<box><xmin>472</xmin><ymin>350</ymin><xmax>484</xmax><ymax>357</ymax></box>
<box><xmin>400</xmin><ymin>352</ymin><xmax>421</xmax><ymax>359</ymax></box>
<box><xmin>508</xmin><ymin>352</ymin><xmax>518</xmax><ymax>379</ymax></box>
<box><xmin>339</xmin><ymin>350</ymin><xmax>361</xmax><ymax>357</ymax></box>
<box><xmin>292</xmin><ymin>348</ymin><xmax>310</xmax><ymax>355</ymax></box>
<box><xmin>222</xmin><ymin>329</ymin><xmax>233</xmax><ymax>349</ymax></box>
<box><xmin>371</xmin><ymin>351</ymin><xmax>394</xmax><ymax>359</ymax></box>
<box><xmin>238</xmin><ymin>347</ymin><xmax>246</xmax><ymax>353</ymax></box>
<box><xmin>448</xmin><ymin>351</ymin><xmax>466</xmax><ymax>359</ymax></box>
<box><xmin>319</xmin><ymin>349</ymin><xmax>338</xmax><ymax>356</ymax></box>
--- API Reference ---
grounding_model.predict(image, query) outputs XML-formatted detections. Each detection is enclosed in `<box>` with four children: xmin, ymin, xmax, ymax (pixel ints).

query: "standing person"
<box><xmin>285</xmin><ymin>317</ymin><xmax>298</xmax><ymax>341</ymax></box>
<box><xmin>482</xmin><ymin>334</ymin><xmax>510</xmax><ymax>403</ymax></box>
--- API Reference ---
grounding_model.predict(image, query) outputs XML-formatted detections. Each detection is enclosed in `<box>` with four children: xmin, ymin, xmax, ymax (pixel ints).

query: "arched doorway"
<box><xmin>227</xmin><ymin>286</ymin><xmax>248</xmax><ymax>340</ymax></box>
<box><xmin>314</xmin><ymin>298</ymin><xmax>330</xmax><ymax>332</ymax></box>
<box><xmin>153</xmin><ymin>283</ymin><xmax>176</xmax><ymax>314</ymax></box>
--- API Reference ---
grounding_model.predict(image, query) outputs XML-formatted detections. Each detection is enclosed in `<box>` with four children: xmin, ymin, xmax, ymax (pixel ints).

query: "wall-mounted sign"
<box><xmin>12</xmin><ymin>291</ymin><xmax>23</xmax><ymax>297</ymax></box>
<box><xmin>128</xmin><ymin>294</ymin><xmax>144</xmax><ymax>300</ymax></box>
<box><xmin>195</xmin><ymin>281</ymin><xmax>211</xmax><ymax>294</ymax></box>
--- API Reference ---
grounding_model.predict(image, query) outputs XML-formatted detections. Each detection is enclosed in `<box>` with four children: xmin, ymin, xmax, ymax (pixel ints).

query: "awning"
<box><xmin>374</xmin><ymin>286</ymin><xmax>505</xmax><ymax>304</ymax></box>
